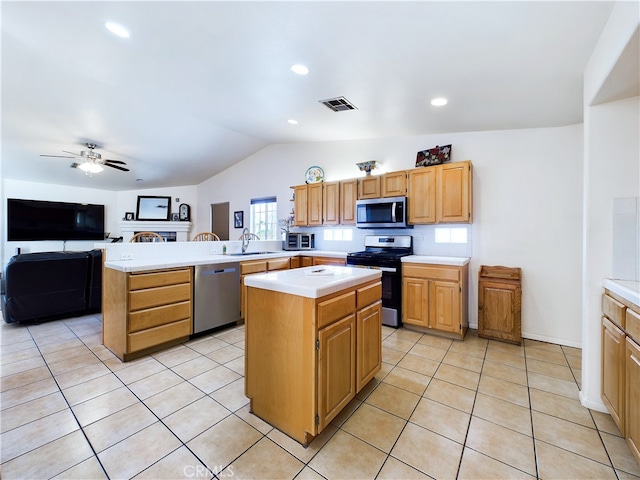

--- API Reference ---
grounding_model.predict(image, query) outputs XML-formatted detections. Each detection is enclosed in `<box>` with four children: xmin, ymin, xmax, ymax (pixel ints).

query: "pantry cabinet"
<box><xmin>402</xmin><ymin>263</ymin><xmax>468</xmax><ymax>340</ymax></box>
<box><xmin>103</xmin><ymin>267</ymin><xmax>193</xmax><ymax>361</ymax></box>
<box><xmin>601</xmin><ymin>288</ymin><xmax>640</xmax><ymax>464</ymax></box>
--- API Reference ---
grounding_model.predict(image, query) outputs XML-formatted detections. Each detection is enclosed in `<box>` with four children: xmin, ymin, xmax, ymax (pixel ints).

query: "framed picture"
<box><xmin>416</xmin><ymin>144</ymin><xmax>452</xmax><ymax>167</ymax></box>
<box><xmin>234</xmin><ymin>211</ymin><xmax>244</xmax><ymax>228</ymax></box>
<box><xmin>124</xmin><ymin>212</ymin><xmax>135</xmax><ymax>221</ymax></box>
<box><xmin>136</xmin><ymin>196</ymin><xmax>171</xmax><ymax>221</ymax></box>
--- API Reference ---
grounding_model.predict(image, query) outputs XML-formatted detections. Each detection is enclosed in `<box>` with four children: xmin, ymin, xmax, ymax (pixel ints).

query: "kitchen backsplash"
<box><xmin>612</xmin><ymin>197</ymin><xmax>639</xmax><ymax>281</ymax></box>
<box><xmin>292</xmin><ymin>224</ymin><xmax>473</xmax><ymax>257</ymax></box>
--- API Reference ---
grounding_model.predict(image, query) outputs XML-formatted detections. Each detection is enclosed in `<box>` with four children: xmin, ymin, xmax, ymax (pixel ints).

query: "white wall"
<box><xmin>2</xmin><ymin>179</ymin><xmax>117</xmax><ymax>266</ymax></box>
<box><xmin>580</xmin><ymin>0</ymin><xmax>640</xmax><ymax>411</ymax></box>
<box><xmin>197</xmin><ymin>124</ymin><xmax>585</xmax><ymax>346</ymax></box>
<box><xmin>1</xmin><ymin>179</ymin><xmax>198</xmax><ymax>266</ymax></box>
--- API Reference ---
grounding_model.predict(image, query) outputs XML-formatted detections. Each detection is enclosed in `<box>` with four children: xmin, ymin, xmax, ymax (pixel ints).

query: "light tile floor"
<box><xmin>1</xmin><ymin>313</ymin><xmax>640</xmax><ymax>479</ymax></box>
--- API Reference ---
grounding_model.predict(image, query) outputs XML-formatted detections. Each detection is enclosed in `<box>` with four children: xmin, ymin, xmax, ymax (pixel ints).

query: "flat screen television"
<box><xmin>7</xmin><ymin>198</ymin><xmax>105</xmax><ymax>241</ymax></box>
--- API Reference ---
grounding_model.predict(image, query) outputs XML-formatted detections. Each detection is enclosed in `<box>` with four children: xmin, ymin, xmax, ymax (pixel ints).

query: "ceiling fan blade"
<box><xmin>104</xmin><ymin>163</ymin><xmax>130</xmax><ymax>172</ymax></box>
<box><xmin>41</xmin><ymin>154</ymin><xmax>75</xmax><ymax>158</ymax></box>
<box><xmin>104</xmin><ymin>159</ymin><xmax>127</xmax><ymax>165</ymax></box>
<box><xmin>62</xmin><ymin>150</ymin><xmax>82</xmax><ymax>156</ymax></box>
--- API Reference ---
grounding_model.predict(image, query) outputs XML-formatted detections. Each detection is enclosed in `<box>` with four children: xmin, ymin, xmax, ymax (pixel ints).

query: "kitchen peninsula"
<box><xmin>244</xmin><ymin>265</ymin><xmax>382</xmax><ymax>446</ymax></box>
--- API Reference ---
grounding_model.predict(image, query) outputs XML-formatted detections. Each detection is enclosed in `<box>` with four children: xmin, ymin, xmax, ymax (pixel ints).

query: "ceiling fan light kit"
<box><xmin>41</xmin><ymin>142</ymin><xmax>130</xmax><ymax>174</ymax></box>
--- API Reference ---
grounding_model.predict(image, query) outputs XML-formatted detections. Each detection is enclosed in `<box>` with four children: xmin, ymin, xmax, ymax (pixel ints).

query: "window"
<box><xmin>250</xmin><ymin>196</ymin><xmax>278</xmax><ymax>240</ymax></box>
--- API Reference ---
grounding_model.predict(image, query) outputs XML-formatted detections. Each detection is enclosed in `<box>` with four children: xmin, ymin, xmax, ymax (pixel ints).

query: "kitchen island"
<box><xmin>244</xmin><ymin>265</ymin><xmax>382</xmax><ymax>446</ymax></box>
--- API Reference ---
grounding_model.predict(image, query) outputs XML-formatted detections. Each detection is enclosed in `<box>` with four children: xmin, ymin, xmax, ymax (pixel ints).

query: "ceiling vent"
<box><xmin>319</xmin><ymin>96</ymin><xmax>358</xmax><ymax>112</ymax></box>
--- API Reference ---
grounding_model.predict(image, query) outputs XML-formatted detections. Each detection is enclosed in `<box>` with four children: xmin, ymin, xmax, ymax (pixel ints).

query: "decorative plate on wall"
<box><xmin>305</xmin><ymin>166</ymin><xmax>324</xmax><ymax>184</ymax></box>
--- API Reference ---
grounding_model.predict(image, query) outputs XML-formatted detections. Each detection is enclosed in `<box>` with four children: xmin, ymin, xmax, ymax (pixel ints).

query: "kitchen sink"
<box><xmin>227</xmin><ymin>251</ymin><xmax>279</xmax><ymax>256</ymax></box>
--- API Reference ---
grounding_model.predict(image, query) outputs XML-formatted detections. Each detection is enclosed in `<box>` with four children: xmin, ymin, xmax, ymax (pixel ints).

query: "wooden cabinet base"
<box><xmin>244</xmin><ymin>280</ymin><xmax>381</xmax><ymax>446</ymax></box>
<box><xmin>403</xmin><ymin>324</ymin><xmax>467</xmax><ymax>341</ymax></box>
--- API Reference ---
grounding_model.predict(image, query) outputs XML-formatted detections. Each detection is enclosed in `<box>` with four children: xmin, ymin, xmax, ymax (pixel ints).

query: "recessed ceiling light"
<box><xmin>290</xmin><ymin>64</ymin><xmax>309</xmax><ymax>75</ymax></box>
<box><xmin>431</xmin><ymin>97</ymin><xmax>448</xmax><ymax>107</ymax></box>
<box><xmin>105</xmin><ymin>21</ymin><xmax>130</xmax><ymax>38</ymax></box>
<box><xmin>288</xmin><ymin>119</ymin><xmax>299</xmax><ymax>125</ymax></box>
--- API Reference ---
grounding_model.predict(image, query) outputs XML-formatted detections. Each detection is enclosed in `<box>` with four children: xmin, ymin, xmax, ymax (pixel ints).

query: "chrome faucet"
<box><xmin>241</xmin><ymin>227</ymin><xmax>250</xmax><ymax>253</ymax></box>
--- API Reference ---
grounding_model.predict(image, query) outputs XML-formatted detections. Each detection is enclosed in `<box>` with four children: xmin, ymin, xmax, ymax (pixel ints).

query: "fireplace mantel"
<box><xmin>118</xmin><ymin>221</ymin><xmax>192</xmax><ymax>242</ymax></box>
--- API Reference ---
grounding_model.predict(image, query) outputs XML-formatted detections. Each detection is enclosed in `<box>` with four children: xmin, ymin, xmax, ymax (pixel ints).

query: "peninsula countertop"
<box><xmin>604</xmin><ymin>278</ymin><xmax>640</xmax><ymax>307</ymax></box>
<box><xmin>103</xmin><ymin>250</ymin><xmax>347</xmax><ymax>273</ymax></box>
<box><xmin>243</xmin><ymin>265</ymin><xmax>381</xmax><ymax>298</ymax></box>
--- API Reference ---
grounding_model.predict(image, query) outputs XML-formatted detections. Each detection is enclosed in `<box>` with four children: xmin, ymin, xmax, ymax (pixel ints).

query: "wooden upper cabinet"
<box><xmin>293</xmin><ymin>185</ymin><xmax>308</xmax><ymax>226</ymax></box>
<box><xmin>307</xmin><ymin>183</ymin><xmax>323</xmax><ymax>226</ymax></box>
<box><xmin>382</xmin><ymin>171</ymin><xmax>407</xmax><ymax>197</ymax></box>
<box><xmin>340</xmin><ymin>179</ymin><xmax>357</xmax><ymax>225</ymax></box>
<box><xmin>323</xmin><ymin>181</ymin><xmax>340</xmax><ymax>225</ymax></box>
<box><xmin>358</xmin><ymin>176</ymin><xmax>380</xmax><ymax>199</ymax></box>
<box><xmin>437</xmin><ymin>161</ymin><xmax>472</xmax><ymax>223</ymax></box>
<box><xmin>408</xmin><ymin>168</ymin><xmax>436</xmax><ymax>224</ymax></box>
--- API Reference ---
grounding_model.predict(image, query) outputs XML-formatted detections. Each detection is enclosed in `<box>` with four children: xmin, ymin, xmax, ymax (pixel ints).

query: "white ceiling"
<box><xmin>1</xmin><ymin>1</ymin><xmax>617</xmax><ymax>191</ymax></box>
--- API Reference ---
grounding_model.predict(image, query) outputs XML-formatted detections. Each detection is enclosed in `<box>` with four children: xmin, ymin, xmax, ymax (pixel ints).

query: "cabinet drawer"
<box><xmin>129</xmin><ymin>268</ymin><xmax>191</xmax><ymax>290</ymax></box>
<box><xmin>403</xmin><ymin>264</ymin><xmax>460</xmax><ymax>282</ymax></box>
<box><xmin>357</xmin><ymin>282</ymin><xmax>382</xmax><ymax>310</ymax></box>
<box><xmin>267</xmin><ymin>258</ymin><xmax>291</xmax><ymax>271</ymax></box>
<box><xmin>129</xmin><ymin>283</ymin><xmax>191</xmax><ymax>311</ymax></box>
<box><xmin>241</xmin><ymin>261</ymin><xmax>267</xmax><ymax>275</ymax></box>
<box><xmin>318</xmin><ymin>291</ymin><xmax>356</xmax><ymax>329</ymax></box>
<box><xmin>128</xmin><ymin>318</ymin><xmax>191</xmax><ymax>353</ymax></box>
<box><xmin>603</xmin><ymin>294</ymin><xmax>625</xmax><ymax>329</ymax></box>
<box><xmin>626</xmin><ymin>308</ymin><xmax>640</xmax><ymax>344</ymax></box>
<box><xmin>129</xmin><ymin>301</ymin><xmax>191</xmax><ymax>333</ymax></box>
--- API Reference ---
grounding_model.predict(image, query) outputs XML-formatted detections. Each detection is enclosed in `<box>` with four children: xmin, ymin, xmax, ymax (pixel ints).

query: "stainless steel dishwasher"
<box><xmin>193</xmin><ymin>262</ymin><xmax>240</xmax><ymax>334</ymax></box>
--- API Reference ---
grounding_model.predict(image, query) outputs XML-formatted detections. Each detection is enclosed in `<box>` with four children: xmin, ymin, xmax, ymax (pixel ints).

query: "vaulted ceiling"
<box><xmin>2</xmin><ymin>1</ymin><xmax>617</xmax><ymax>191</ymax></box>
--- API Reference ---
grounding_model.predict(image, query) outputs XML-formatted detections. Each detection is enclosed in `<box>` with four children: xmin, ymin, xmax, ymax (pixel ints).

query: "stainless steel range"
<box><xmin>346</xmin><ymin>235</ymin><xmax>413</xmax><ymax>327</ymax></box>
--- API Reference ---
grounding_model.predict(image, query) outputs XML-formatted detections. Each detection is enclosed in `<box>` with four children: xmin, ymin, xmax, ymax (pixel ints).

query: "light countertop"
<box><xmin>603</xmin><ymin>278</ymin><xmax>640</xmax><ymax>307</ymax></box>
<box><xmin>104</xmin><ymin>250</ymin><xmax>346</xmax><ymax>273</ymax></box>
<box><xmin>402</xmin><ymin>255</ymin><xmax>470</xmax><ymax>266</ymax></box>
<box><xmin>243</xmin><ymin>265</ymin><xmax>381</xmax><ymax>298</ymax></box>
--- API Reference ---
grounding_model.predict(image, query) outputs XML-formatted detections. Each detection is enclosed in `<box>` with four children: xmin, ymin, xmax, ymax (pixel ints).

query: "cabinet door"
<box><xmin>626</xmin><ymin>337</ymin><xmax>640</xmax><ymax>463</ymax></box>
<box><xmin>308</xmin><ymin>183</ymin><xmax>323</xmax><ymax>225</ymax></box>
<box><xmin>323</xmin><ymin>181</ymin><xmax>340</xmax><ymax>225</ymax></box>
<box><xmin>402</xmin><ymin>277</ymin><xmax>429</xmax><ymax>327</ymax></box>
<box><xmin>301</xmin><ymin>256</ymin><xmax>314</xmax><ymax>267</ymax></box>
<box><xmin>357</xmin><ymin>300</ymin><xmax>382</xmax><ymax>392</ymax></box>
<box><xmin>437</xmin><ymin>161</ymin><xmax>472</xmax><ymax>223</ymax></box>
<box><xmin>478</xmin><ymin>280</ymin><xmax>521</xmax><ymax>344</ymax></box>
<box><xmin>382</xmin><ymin>171</ymin><xmax>407</xmax><ymax>197</ymax></box>
<box><xmin>358</xmin><ymin>176</ymin><xmax>381</xmax><ymax>199</ymax></box>
<box><xmin>408</xmin><ymin>168</ymin><xmax>436</xmax><ymax>224</ymax></box>
<box><xmin>294</xmin><ymin>185</ymin><xmax>308</xmax><ymax>226</ymax></box>
<box><xmin>317</xmin><ymin>314</ymin><xmax>356</xmax><ymax>430</ymax></box>
<box><xmin>313</xmin><ymin>257</ymin><xmax>346</xmax><ymax>267</ymax></box>
<box><xmin>430</xmin><ymin>280</ymin><xmax>460</xmax><ymax>334</ymax></box>
<box><xmin>603</xmin><ymin>317</ymin><xmax>625</xmax><ymax>433</ymax></box>
<box><xmin>340</xmin><ymin>180</ymin><xmax>357</xmax><ymax>224</ymax></box>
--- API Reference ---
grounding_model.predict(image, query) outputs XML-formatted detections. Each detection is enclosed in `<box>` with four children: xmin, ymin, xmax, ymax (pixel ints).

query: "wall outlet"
<box><xmin>120</xmin><ymin>253</ymin><xmax>133</xmax><ymax>260</ymax></box>
<box><xmin>209</xmin><ymin>248</ymin><xmax>216</xmax><ymax>255</ymax></box>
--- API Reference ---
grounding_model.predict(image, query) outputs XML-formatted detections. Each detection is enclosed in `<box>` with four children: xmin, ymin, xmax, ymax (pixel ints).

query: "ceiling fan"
<box><xmin>41</xmin><ymin>142</ymin><xmax>130</xmax><ymax>173</ymax></box>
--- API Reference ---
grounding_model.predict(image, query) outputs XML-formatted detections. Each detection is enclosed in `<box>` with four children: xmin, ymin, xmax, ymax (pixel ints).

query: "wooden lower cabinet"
<box><xmin>601</xmin><ymin>289</ymin><xmax>640</xmax><ymax>465</ymax></box>
<box><xmin>626</xmin><ymin>336</ymin><xmax>640</xmax><ymax>462</ymax></box>
<box><xmin>602</xmin><ymin>317</ymin><xmax>625</xmax><ymax>433</ymax></box>
<box><xmin>478</xmin><ymin>266</ymin><xmax>522</xmax><ymax>344</ymax></box>
<box><xmin>103</xmin><ymin>267</ymin><xmax>193</xmax><ymax>361</ymax></box>
<box><xmin>402</xmin><ymin>263</ymin><xmax>468</xmax><ymax>339</ymax></box>
<box><xmin>245</xmin><ymin>280</ymin><xmax>382</xmax><ymax>445</ymax></box>
<box><xmin>313</xmin><ymin>256</ymin><xmax>347</xmax><ymax>266</ymax></box>
<box><xmin>240</xmin><ymin>258</ymin><xmax>290</xmax><ymax>319</ymax></box>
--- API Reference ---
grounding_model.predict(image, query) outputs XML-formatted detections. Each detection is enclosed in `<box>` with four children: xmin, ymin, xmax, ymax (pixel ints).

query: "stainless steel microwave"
<box><xmin>282</xmin><ymin>232</ymin><xmax>315</xmax><ymax>250</ymax></box>
<box><xmin>356</xmin><ymin>196</ymin><xmax>408</xmax><ymax>228</ymax></box>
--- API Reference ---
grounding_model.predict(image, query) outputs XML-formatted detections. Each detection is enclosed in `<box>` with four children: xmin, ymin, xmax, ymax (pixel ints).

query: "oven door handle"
<box><xmin>349</xmin><ymin>264</ymin><xmax>397</xmax><ymax>273</ymax></box>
